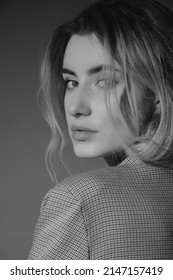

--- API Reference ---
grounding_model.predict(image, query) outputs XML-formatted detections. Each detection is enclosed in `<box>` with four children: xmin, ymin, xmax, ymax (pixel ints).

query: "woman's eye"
<box><xmin>65</xmin><ymin>79</ymin><xmax>78</xmax><ymax>89</ymax></box>
<box><xmin>96</xmin><ymin>78</ymin><xmax>117</xmax><ymax>88</ymax></box>
<box><xmin>97</xmin><ymin>79</ymin><xmax>106</xmax><ymax>87</ymax></box>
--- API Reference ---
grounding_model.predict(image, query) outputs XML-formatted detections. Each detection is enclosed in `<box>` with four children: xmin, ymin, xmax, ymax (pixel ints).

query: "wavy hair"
<box><xmin>39</xmin><ymin>0</ymin><xmax>173</xmax><ymax>183</ymax></box>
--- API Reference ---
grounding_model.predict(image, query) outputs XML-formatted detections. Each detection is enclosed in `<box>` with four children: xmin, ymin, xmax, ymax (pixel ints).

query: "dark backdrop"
<box><xmin>0</xmin><ymin>0</ymin><xmax>172</xmax><ymax>260</ymax></box>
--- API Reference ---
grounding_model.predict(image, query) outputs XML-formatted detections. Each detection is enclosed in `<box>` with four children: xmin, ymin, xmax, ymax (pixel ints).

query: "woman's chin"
<box><xmin>73</xmin><ymin>145</ymin><xmax>101</xmax><ymax>159</ymax></box>
<box><xmin>73</xmin><ymin>145</ymin><xmax>115</xmax><ymax>159</ymax></box>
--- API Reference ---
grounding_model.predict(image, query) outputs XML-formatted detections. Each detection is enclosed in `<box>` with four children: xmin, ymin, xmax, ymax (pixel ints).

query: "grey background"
<box><xmin>0</xmin><ymin>0</ymin><xmax>172</xmax><ymax>260</ymax></box>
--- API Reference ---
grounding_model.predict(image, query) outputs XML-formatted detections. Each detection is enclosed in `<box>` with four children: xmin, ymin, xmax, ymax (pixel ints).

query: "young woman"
<box><xmin>28</xmin><ymin>0</ymin><xmax>173</xmax><ymax>259</ymax></box>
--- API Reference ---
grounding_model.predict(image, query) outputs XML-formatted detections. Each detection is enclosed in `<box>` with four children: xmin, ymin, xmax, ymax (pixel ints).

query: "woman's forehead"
<box><xmin>63</xmin><ymin>34</ymin><xmax>122</xmax><ymax>74</ymax></box>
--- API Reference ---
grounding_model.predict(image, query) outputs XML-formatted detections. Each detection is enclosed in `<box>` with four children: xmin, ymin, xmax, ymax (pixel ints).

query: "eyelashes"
<box><xmin>64</xmin><ymin>79</ymin><xmax>79</xmax><ymax>89</ymax></box>
<box><xmin>96</xmin><ymin>78</ymin><xmax>118</xmax><ymax>88</ymax></box>
<box><xmin>63</xmin><ymin>77</ymin><xmax>118</xmax><ymax>90</ymax></box>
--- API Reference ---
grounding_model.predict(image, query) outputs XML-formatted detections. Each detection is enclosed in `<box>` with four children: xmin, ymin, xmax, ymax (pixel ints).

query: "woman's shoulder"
<box><xmin>48</xmin><ymin>166</ymin><xmax>115</xmax><ymax>202</ymax></box>
<box><xmin>51</xmin><ymin>159</ymin><xmax>173</xmax><ymax>203</ymax></box>
<box><xmin>56</xmin><ymin>163</ymin><xmax>138</xmax><ymax>190</ymax></box>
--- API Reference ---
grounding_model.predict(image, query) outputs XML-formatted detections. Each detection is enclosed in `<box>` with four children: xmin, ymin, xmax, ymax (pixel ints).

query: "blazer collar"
<box><xmin>120</xmin><ymin>155</ymin><xmax>141</xmax><ymax>165</ymax></box>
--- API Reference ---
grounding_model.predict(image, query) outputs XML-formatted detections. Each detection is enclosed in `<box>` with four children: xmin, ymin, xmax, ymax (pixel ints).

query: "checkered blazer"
<box><xmin>28</xmin><ymin>157</ymin><xmax>173</xmax><ymax>259</ymax></box>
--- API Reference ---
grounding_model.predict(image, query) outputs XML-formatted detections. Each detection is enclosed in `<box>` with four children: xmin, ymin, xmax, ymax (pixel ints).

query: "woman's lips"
<box><xmin>71</xmin><ymin>130</ymin><xmax>97</xmax><ymax>141</ymax></box>
<box><xmin>70</xmin><ymin>124</ymin><xmax>97</xmax><ymax>141</ymax></box>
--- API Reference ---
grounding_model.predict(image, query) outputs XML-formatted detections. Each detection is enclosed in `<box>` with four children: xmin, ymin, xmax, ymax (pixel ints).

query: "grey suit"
<box><xmin>28</xmin><ymin>157</ymin><xmax>173</xmax><ymax>259</ymax></box>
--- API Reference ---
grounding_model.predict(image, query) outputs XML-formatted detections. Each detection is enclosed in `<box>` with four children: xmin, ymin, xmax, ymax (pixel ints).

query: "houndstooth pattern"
<box><xmin>28</xmin><ymin>157</ymin><xmax>173</xmax><ymax>259</ymax></box>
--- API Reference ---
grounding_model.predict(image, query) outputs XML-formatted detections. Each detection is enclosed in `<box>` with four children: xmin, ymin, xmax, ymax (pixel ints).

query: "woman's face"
<box><xmin>63</xmin><ymin>34</ymin><xmax>136</xmax><ymax>158</ymax></box>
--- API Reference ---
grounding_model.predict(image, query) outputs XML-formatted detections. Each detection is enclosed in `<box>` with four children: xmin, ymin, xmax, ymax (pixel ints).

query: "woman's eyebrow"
<box><xmin>62</xmin><ymin>68</ymin><xmax>77</xmax><ymax>76</ymax></box>
<box><xmin>62</xmin><ymin>64</ymin><xmax>120</xmax><ymax>76</ymax></box>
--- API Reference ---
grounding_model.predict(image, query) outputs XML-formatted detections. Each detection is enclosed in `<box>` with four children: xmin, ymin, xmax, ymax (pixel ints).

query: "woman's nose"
<box><xmin>67</xmin><ymin>87</ymin><xmax>91</xmax><ymax>117</ymax></box>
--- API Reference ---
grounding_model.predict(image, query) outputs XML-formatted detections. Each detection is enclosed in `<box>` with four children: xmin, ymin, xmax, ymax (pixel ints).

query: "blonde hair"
<box><xmin>39</xmin><ymin>0</ymin><xmax>173</xmax><ymax>183</ymax></box>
